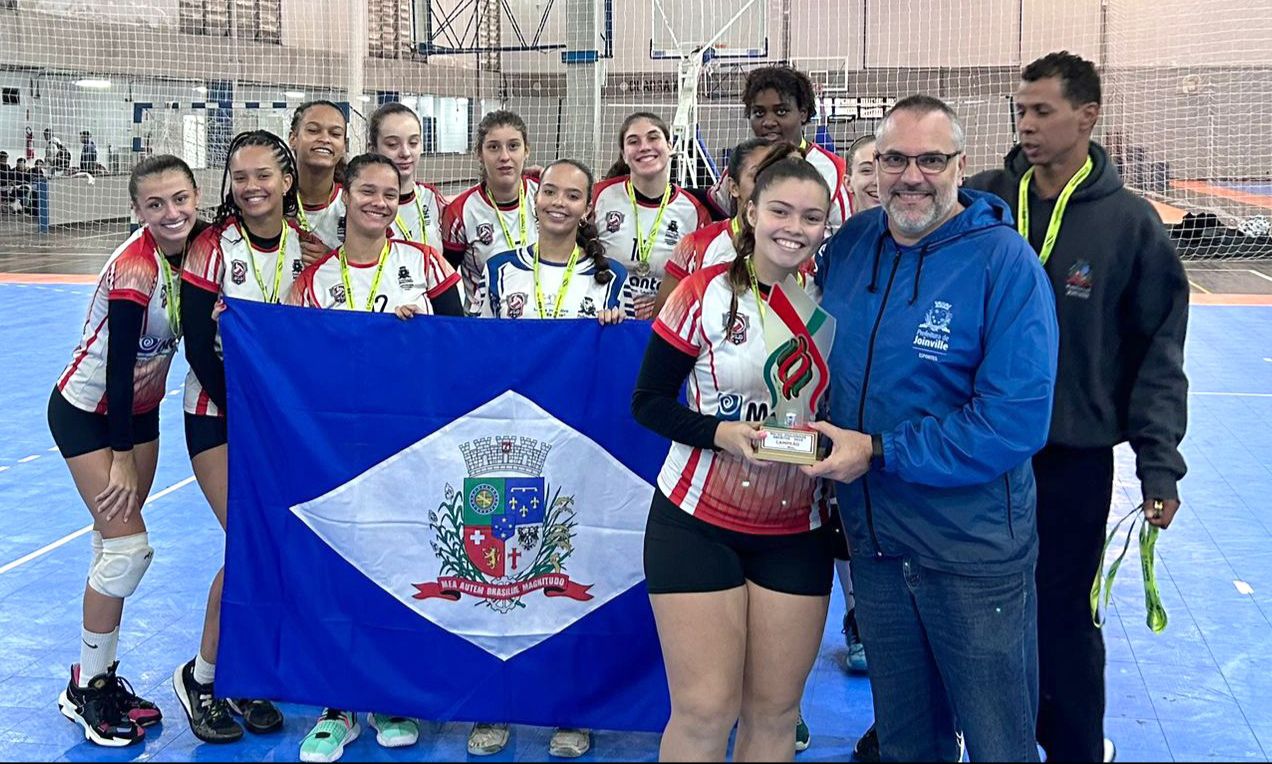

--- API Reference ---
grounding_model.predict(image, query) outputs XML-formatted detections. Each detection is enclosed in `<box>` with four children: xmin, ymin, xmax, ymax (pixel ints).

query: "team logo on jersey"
<box><xmin>230</xmin><ymin>259</ymin><xmax>248</xmax><ymax>285</ymax></box>
<box><xmin>329</xmin><ymin>284</ymin><xmax>348</xmax><ymax>304</ymax></box>
<box><xmin>717</xmin><ymin>392</ymin><xmax>744</xmax><ymax>421</ymax></box>
<box><xmin>605</xmin><ymin>210</ymin><xmax>625</xmax><ymax>233</ymax></box>
<box><xmin>292</xmin><ymin>259</ymin><xmax>304</xmax><ymax>277</ymax></box>
<box><xmin>722</xmin><ymin>311</ymin><xmax>750</xmax><ymax>345</ymax></box>
<box><xmin>414</xmin><ymin>436</ymin><xmax>592</xmax><ymax>612</ymax></box>
<box><xmin>1065</xmin><ymin>260</ymin><xmax>1094</xmax><ymax>300</ymax></box>
<box><xmin>578</xmin><ymin>296</ymin><xmax>597</xmax><ymax>317</ymax></box>
<box><xmin>505</xmin><ymin>292</ymin><xmax>527</xmax><ymax>319</ymax></box>
<box><xmin>397</xmin><ymin>265</ymin><xmax>415</xmax><ymax>290</ymax></box>
<box><xmin>476</xmin><ymin>223</ymin><xmax>495</xmax><ymax>246</ymax></box>
<box><xmin>664</xmin><ymin>220</ymin><xmax>681</xmax><ymax>246</ymax></box>
<box><xmin>913</xmin><ymin>299</ymin><xmax>952</xmax><ymax>356</ymax></box>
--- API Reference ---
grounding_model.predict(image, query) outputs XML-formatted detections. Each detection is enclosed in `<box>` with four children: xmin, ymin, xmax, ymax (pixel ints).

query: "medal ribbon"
<box><xmin>394</xmin><ymin>190</ymin><xmax>430</xmax><ymax>245</ymax></box>
<box><xmin>1017</xmin><ymin>155</ymin><xmax>1093</xmax><ymax>266</ymax></box>
<box><xmin>533</xmin><ymin>244</ymin><xmax>581</xmax><ymax>318</ymax></box>
<box><xmin>489</xmin><ymin>181</ymin><xmax>528</xmax><ymax>252</ymax></box>
<box><xmin>338</xmin><ymin>240</ymin><xmax>392</xmax><ymax>311</ymax></box>
<box><xmin>153</xmin><ymin>236</ymin><xmax>181</xmax><ymax>335</ymax></box>
<box><xmin>1090</xmin><ymin>502</ymin><xmax>1168</xmax><ymax>634</ymax></box>
<box><xmin>237</xmin><ymin>222</ymin><xmax>290</xmax><ymax>304</ymax></box>
<box><xmin>628</xmin><ymin>179</ymin><xmax>672</xmax><ymax>270</ymax></box>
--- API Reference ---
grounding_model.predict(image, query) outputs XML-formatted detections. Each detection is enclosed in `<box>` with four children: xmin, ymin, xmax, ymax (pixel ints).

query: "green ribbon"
<box><xmin>1090</xmin><ymin>503</ymin><xmax>1168</xmax><ymax>634</ymax></box>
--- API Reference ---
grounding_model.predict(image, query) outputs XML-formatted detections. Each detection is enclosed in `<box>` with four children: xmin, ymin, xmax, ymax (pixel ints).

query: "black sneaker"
<box><xmin>228</xmin><ymin>697</ymin><xmax>284</xmax><ymax>734</ymax></box>
<box><xmin>853</xmin><ymin>725</ymin><xmax>879</xmax><ymax>763</ymax></box>
<box><xmin>100</xmin><ymin>665</ymin><xmax>163</xmax><ymax>727</ymax></box>
<box><xmin>172</xmin><ymin>659</ymin><xmax>244</xmax><ymax>743</ymax></box>
<box><xmin>57</xmin><ymin>663</ymin><xmax>145</xmax><ymax>747</ymax></box>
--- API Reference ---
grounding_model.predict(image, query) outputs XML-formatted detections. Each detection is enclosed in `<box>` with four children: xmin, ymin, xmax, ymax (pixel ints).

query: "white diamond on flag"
<box><xmin>290</xmin><ymin>390</ymin><xmax>653</xmax><ymax>660</ymax></box>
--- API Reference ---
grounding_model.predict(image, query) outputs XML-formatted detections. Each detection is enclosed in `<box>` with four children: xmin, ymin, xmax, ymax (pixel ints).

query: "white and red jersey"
<box><xmin>286</xmin><ymin>239</ymin><xmax>459</xmax><ymax>313</ymax></box>
<box><xmin>708</xmin><ymin>139</ymin><xmax>850</xmax><ymax>234</ymax></box>
<box><xmin>56</xmin><ymin>227</ymin><xmax>182</xmax><ymax>415</ymax></box>
<box><xmin>652</xmin><ymin>262</ymin><xmax>825</xmax><ymax>535</ymax></box>
<box><xmin>480</xmin><ymin>244</ymin><xmax>630</xmax><ymax>319</ymax></box>
<box><xmin>666</xmin><ymin>218</ymin><xmax>739</xmax><ymax>281</ymax></box>
<box><xmin>592</xmin><ymin>176</ymin><xmax>710</xmax><ymax>318</ymax></box>
<box><xmin>442</xmin><ymin>179</ymin><xmax>540</xmax><ymax>314</ymax></box>
<box><xmin>295</xmin><ymin>183</ymin><xmax>345</xmax><ymax>249</ymax></box>
<box><xmin>181</xmin><ymin>217</ymin><xmax>306</xmax><ymax>417</ymax></box>
<box><xmin>389</xmin><ymin>181</ymin><xmax>447</xmax><ymax>249</ymax></box>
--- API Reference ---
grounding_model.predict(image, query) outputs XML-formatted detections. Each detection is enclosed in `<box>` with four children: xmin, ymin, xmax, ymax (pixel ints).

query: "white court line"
<box><xmin>1234</xmin><ymin>580</ymin><xmax>1255</xmax><ymax>595</ymax></box>
<box><xmin>1249</xmin><ymin>270</ymin><xmax>1272</xmax><ymax>284</ymax></box>
<box><xmin>0</xmin><ymin>466</ymin><xmax>8</xmax><ymax>473</ymax></box>
<box><xmin>0</xmin><ymin>476</ymin><xmax>196</xmax><ymax>575</ymax></box>
<box><xmin>47</xmin><ymin>446</ymin><xmax>59</xmax><ymax>452</ymax></box>
<box><xmin>17</xmin><ymin>455</ymin><xmax>40</xmax><ymax>463</ymax></box>
<box><xmin>1191</xmin><ymin>392</ymin><xmax>1272</xmax><ymax>398</ymax></box>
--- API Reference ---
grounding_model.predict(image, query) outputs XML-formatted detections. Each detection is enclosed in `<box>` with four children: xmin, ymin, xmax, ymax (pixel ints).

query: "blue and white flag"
<box><xmin>215</xmin><ymin>300</ymin><xmax>671</xmax><ymax>732</ymax></box>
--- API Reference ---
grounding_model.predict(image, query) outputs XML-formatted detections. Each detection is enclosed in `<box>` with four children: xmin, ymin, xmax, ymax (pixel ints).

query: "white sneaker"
<box><xmin>549</xmin><ymin>727</ymin><xmax>591</xmax><ymax>757</ymax></box>
<box><xmin>1104</xmin><ymin>737</ymin><xmax>1117</xmax><ymax>762</ymax></box>
<box><xmin>467</xmin><ymin>722</ymin><xmax>510</xmax><ymax>756</ymax></box>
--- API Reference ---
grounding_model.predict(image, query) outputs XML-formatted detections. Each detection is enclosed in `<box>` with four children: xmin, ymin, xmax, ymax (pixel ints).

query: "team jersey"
<box><xmin>666</xmin><ymin>218</ymin><xmax>740</xmax><ymax>280</ymax></box>
<box><xmin>56</xmin><ymin>226</ymin><xmax>183</xmax><ymax>416</ymax></box>
<box><xmin>708</xmin><ymin>139</ymin><xmax>851</xmax><ymax>234</ymax></box>
<box><xmin>389</xmin><ymin>181</ymin><xmax>447</xmax><ymax>248</ymax></box>
<box><xmin>652</xmin><ymin>262</ymin><xmax>826</xmax><ymax>535</ymax></box>
<box><xmin>286</xmin><ymin>239</ymin><xmax>460</xmax><ymax>313</ymax></box>
<box><xmin>442</xmin><ymin>178</ymin><xmax>540</xmax><ymax>314</ymax></box>
<box><xmin>295</xmin><ymin>183</ymin><xmax>346</xmax><ymax>249</ymax></box>
<box><xmin>181</xmin><ymin>217</ymin><xmax>306</xmax><ymax>417</ymax></box>
<box><xmin>592</xmin><ymin>176</ymin><xmax>710</xmax><ymax>319</ymax></box>
<box><xmin>481</xmin><ymin>244</ymin><xmax>629</xmax><ymax>319</ymax></box>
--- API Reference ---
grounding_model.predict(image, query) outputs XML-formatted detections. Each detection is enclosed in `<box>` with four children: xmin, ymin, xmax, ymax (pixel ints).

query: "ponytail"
<box><xmin>603</xmin><ymin>159</ymin><xmax>630</xmax><ymax>180</ymax></box>
<box><xmin>578</xmin><ymin>219</ymin><xmax>613</xmax><ymax>284</ymax></box>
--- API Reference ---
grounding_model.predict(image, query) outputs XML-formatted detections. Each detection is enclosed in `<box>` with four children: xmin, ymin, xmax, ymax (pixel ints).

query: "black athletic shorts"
<box><xmin>47</xmin><ymin>388</ymin><xmax>159</xmax><ymax>459</ymax></box>
<box><xmin>643</xmin><ymin>490</ymin><xmax>835</xmax><ymax>596</ymax></box>
<box><xmin>184</xmin><ymin>412</ymin><xmax>228</xmax><ymax>459</ymax></box>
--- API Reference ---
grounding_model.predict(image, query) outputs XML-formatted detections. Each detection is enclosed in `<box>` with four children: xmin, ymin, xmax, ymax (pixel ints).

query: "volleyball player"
<box><xmin>289</xmin><ymin>100</ymin><xmax>350</xmax><ymax>261</ymax></box>
<box><xmin>592</xmin><ymin>112</ymin><xmax>710</xmax><ymax>320</ymax></box>
<box><xmin>845</xmin><ymin>134</ymin><xmax>879</xmax><ymax>215</ymax></box>
<box><xmin>632</xmin><ymin>155</ymin><xmax>835</xmax><ymax>762</ymax></box>
<box><xmin>367</xmin><ymin>102</ymin><xmax>448</xmax><ymax>247</ymax></box>
<box><xmin>442</xmin><ymin>110</ymin><xmax>539</xmax><ymax>314</ymax></box>
<box><xmin>172</xmin><ymin>130</ymin><xmax>304</xmax><ymax>744</ymax></box>
<box><xmin>50</xmin><ymin>155</ymin><xmax>205</xmax><ymax>747</ymax></box>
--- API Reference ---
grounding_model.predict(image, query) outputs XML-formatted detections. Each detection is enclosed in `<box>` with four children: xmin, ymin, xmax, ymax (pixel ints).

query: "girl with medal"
<box><xmin>50</xmin><ymin>155</ymin><xmax>205</xmax><ymax>748</ymax></box>
<box><xmin>469</xmin><ymin>159</ymin><xmax>625</xmax><ymax>760</ymax></box>
<box><xmin>441</xmin><ymin>110</ymin><xmax>539</xmax><ymax>315</ymax></box>
<box><xmin>289</xmin><ymin>100</ymin><xmax>350</xmax><ymax>262</ymax></box>
<box><xmin>632</xmin><ymin>155</ymin><xmax>834</xmax><ymax>762</ymax></box>
<box><xmin>286</xmin><ymin>153</ymin><xmax>462</xmax><ymax>317</ymax></box>
<box><xmin>593</xmin><ymin>112</ymin><xmax>710</xmax><ymax>320</ymax></box>
<box><xmin>368</xmin><ymin>102</ymin><xmax>448</xmax><ymax>248</ymax></box>
<box><xmin>173</xmin><ymin>130</ymin><xmax>303</xmax><ymax>745</ymax></box>
<box><xmin>846</xmin><ymin>134</ymin><xmax>880</xmax><ymax>214</ymax></box>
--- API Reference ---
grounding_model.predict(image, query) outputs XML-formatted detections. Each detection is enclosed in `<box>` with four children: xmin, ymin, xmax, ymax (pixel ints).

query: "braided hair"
<box><xmin>213</xmin><ymin>130</ymin><xmax>299</xmax><ymax>228</ymax></box>
<box><xmin>289</xmin><ymin>99</ymin><xmax>349</xmax><ymax>185</ymax></box>
<box><xmin>724</xmin><ymin>154</ymin><xmax>830</xmax><ymax>328</ymax></box>
<box><xmin>539</xmin><ymin>158</ymin><xmax>613</xmax><ymax>285</ymax></box>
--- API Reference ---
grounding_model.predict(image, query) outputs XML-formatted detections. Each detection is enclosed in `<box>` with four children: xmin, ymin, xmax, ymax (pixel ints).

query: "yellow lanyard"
<box><xmin>746</xmin><ymin>255</ymin><xmax>804</xmax><ymax>329</ymax></box>
<box><xmin>338</xmin><ymin>240</ymin><xmax>392</xmax><ymax>311</ymax></box>
<box><xmin>1017</xmin><ymin>155</ymin><xmax>1093</xmax><ymax>266</ymax></box>
<box><xmin>1090</xmin><ymin>503</ymin><xmax>1168</xmax><ymax>634</ymax></box>
<box><xmin>627</xmin><ymin>179</ymin><xmax>672</xmax><ymax>267</ymax></box>
<box><xmin>394</xmin><ymin>187</ymin><xmax>430</xmax><ymax>245</ymax></box>
<box><xmin>154</xmin><ymin>239</ymin><xmax>181</xmax><ymax>336</ymax></box>
<box><xmin>237</xmin><ymin>222</ymin><xmax>289</xmax><ymax>304</ymax></box>
<box><xmin>295</xmin><ymin>203</ymin><xmax>312</xmax><ymax>232</ymax></box>
<box><xmin>730</xmin><ymin>216</ymin><xmax>742</xmax><ymax>237</ymax></box>
<box><xmin>488</xmin><ymin>181</ymin><xmax>528</xmax><ymax>251</ymax></box>
<box><xmin>533</xmin><ymin>244</ymin><xmax>581</xmax><ymax>319</ymax></box>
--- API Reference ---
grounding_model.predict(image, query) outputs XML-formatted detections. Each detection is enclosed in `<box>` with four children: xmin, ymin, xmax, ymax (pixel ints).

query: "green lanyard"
<box><xmin>237</xmin><ymin>222</ymin><xmax>290</xmax><ymax>304</ymax></box>
<box><xmin>489</xmin><ymin>181</ymin><xmax>528</xmax><ymax>252</ymax></box>
<box><xmin>1090</xmin><ymin>502</ymin><xmax>1168</xmax><ymax>634</ymax></box>
<box><xmin>154</xmin><ymin>238</ymin><xmax>181</xmax><ymax>336</ymax></box>
<box><xmin>1017</xmin><ymin>155</ymin><xmax>1093</xmax><ymax>266</ymax></box>
<box><xmin>627</xmin><ymin>179</ymin><xmax>672</xmax><ymax>268</ymax></box>
<box><xmin>338</xmin><ymin>240</ymin><xmax>392</xmax><ymax>311</ymax></box>
<box><xmin>533</xmin><ymin>244</ymin><xmax>581</xmax><ymax>318</ymax></box>
<box><xmin>394</xmin><ymin>189</ymin><xmax>430</xmax><ymax>245</ymax></box>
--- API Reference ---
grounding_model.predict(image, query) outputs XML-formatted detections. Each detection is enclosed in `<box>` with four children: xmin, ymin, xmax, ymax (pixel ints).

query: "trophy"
<box><xmin>753</xmin><ymin>280</ymin><xmax>836</xmax><ymax>465</ymax></box>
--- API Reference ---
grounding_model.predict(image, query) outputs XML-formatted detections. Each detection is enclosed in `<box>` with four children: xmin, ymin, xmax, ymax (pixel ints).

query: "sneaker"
<box><xmin>853</xmin><ymin>725</ymin><xmax>878</xmax><ymax>762</ymax></box>
<box><xmin>369</xmin><ymin>713</ymin><xmax>419</xmax><ymax>748</ymax></box>
<box><xmin>549</xmin><ymin>727</ymin><xmax>591</xmax><ymax>758</ymax></box>
<box><xmin>843</xmin><ymin>610</ymin><xmax>868</xmax><ymax>674</ymax></box>
<box><xmin>300</xmin><ymin>709</ymin><xmax>360</xmax><ymax>763</ymax></box>
<box><xmin>227</xmin><ymin>697</ymin><xmax>284</xmax><ymax>734</ymax></box>
<box><xmin>172</xmin><ymin>659</ymin><xmax>244</xmax><ymax>743</ymax></box>
<box><xmin>1104</xmin><ymin>737</ymin><xmax>1117</xmax><ymax>762</ymax></box>
<box><xmin>795</xmin><ymin>713</ymin><xmax>811</xmax><ymax>753</ymax></box>
<box><xmin>57</xmin><ymin>663</ymin><xmax>144</xmax><ymax>747</ymax></box>
<box><xmin>96</xmin><ymin>665</ymin><xmax>162</xmax><ymax>727</ymax></box>
<box><xmin>468</xmin><ymin>722</ymin><xmax>510</xmax><ymax>756</ymax></box>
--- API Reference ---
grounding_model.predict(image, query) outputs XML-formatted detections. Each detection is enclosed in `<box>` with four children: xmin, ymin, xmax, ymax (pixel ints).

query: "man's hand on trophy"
<box><xmin>799</xmin><ymin>421</ymin><xmax>871</xmax><ymax>483</ymax></box>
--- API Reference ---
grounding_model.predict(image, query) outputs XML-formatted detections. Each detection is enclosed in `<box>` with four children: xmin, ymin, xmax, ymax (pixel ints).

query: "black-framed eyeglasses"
<box><xmin>874</xmin><ymin>151</ymin><xmax>962</xmax><ymax>175</ymax></box>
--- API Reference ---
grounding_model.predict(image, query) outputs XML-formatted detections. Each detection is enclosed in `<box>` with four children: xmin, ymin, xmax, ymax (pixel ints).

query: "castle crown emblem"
<box><xmin>460</xmin><ymin>436</ymin><xmax>552</xmax><ymax>477</ymax></box>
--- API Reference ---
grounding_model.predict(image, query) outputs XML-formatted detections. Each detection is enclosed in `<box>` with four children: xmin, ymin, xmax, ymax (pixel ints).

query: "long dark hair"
<box><xmin>214</xmin><ymin>130</ymin><xmax>299</xmax><ymax>228</ymax></box>
<box><xmin>724</xmin><ymin>154</ymin><xmax>830</xmax><ymax>327</ymax></box>
<box><xmin>128</xmin><ymin>154</ymin><xmax>197</xmax><ymax>203</ymax></box>
<box><xmin>368</xmin><ymin>101</ymin><xmax>420</xmax><ymax>151</ymax></box>
<box><xmin>289</xmin><ymin>99</ymin><xmax>349</xmax><ymax>185</ymax></box>
<box><xmin>540</xmin><ymin>158</ymin><xmax>613</xmax><ymax>285</ymax></box>
<box><xmin>474</xmin><ymin>110</ymin><xmax>530</xmax><ymax>183</ymax></box>
<box><xmin>605</xmin><ymin>111</ymin><xmax>671</xmax><ymax>180</ymax></box>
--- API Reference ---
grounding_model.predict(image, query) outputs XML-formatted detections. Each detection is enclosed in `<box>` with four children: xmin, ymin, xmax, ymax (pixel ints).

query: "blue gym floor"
<box><xmin>1</xmin><ymin>282</ymin><xmax>1270</xmax><ymax>762</ymax></box>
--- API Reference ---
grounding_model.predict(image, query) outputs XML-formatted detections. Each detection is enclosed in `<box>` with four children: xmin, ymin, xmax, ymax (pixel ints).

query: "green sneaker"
<box><xmin>796</xmin><ymin>712</ymin><xmax>811</xmax><ymax>753</ymax></box>
<box><xmin>369</xmin><ymin>713</ymin><xmax>419</xmax><ymax>748</ymax></box>
<box><xmin>299</xmin><ymin>708</ymin><xmax>360</xmax><ymax>763</ymax></box>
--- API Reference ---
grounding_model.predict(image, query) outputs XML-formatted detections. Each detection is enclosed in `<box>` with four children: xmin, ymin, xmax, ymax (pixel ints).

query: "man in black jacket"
<box><xmin>967</xmin><ymin>51</ymin><xmax>1189</xmax><ymax>763</ymax></box>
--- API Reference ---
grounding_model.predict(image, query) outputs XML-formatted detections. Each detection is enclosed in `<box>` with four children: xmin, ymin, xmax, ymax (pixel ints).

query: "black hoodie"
<box><xmin>966</xmin><ymin>141</ymin><xmax>1188</xmax><ymax>501</ymax></box>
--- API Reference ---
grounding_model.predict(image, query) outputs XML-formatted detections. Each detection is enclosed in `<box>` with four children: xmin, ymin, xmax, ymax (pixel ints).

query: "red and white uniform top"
<box><xmin>591</xmin><ymin>176</ymin><xmax>710</xmax><ymax>318</ymax></box>
<box><xmin>442</xmin><ymin>178</ymin><xmax>540</xmax><ymax>314</ymax></box>
<box><xmin>56</xmin><ymin>226</ymin><xmax>182</xmax><ymax>415</ymax></box>
<box><xmin>389</xmin><ymin>181</ymin><xmax>447</xmax><ymax>249</ymax></box>
<box><xmin>286</xmin><ymin>239</ymin><xmax>459</xmax><ymax>313</ymax></box>
<box><xmin>665</xmin><ymin>218</ymin><xmax>739</xmax><ymax>281</ymax></box>
<box><xmin>181</xmin><ymin>217</ymin><xmax>306</xmax><ymax>417</ymax></box>
<box><xmin>652</xmin><ymin>262</ymin><xmax>826</xmax><ymax>535</ymax></box>
<box><xmin>295</xmin><ymin>183</ymin><xmax>346</xmax><ymax>249</ymax></box>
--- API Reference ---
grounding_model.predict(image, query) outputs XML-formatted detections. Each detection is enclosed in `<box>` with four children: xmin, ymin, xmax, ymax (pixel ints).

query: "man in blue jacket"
<box><xmin>806</xmin><ymin>95</ymin><xmax>1059</xmax><ymax>761</ymax></box>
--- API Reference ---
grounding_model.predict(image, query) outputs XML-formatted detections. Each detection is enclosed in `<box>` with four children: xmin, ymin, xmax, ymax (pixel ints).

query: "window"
<box><xmin>2</xmin><ymin>88</ymin><xmax>18</xmax><ymax>106</ymax></box>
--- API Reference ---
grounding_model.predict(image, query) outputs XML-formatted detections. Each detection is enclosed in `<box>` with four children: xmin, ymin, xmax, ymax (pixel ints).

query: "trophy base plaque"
<box><xmin>755</xmin><ymin>423</ymin><xmax>819</xmax><ymax>465</ymax></box>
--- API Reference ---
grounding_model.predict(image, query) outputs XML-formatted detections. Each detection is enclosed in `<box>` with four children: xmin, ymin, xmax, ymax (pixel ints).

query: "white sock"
<box><xmin>79</xmin><ymin>627</ymin><xmax>119</xmax><ymax>687</ymax></box>
<box><xmin>193</xmin><ymin>653</ymin><xmax>216</xmax><ymax>686</ymax></box>
<box><xmin>834</xmin><ymin>559</ymin><xmax>855</xmax><ymax>613</ymax></box>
